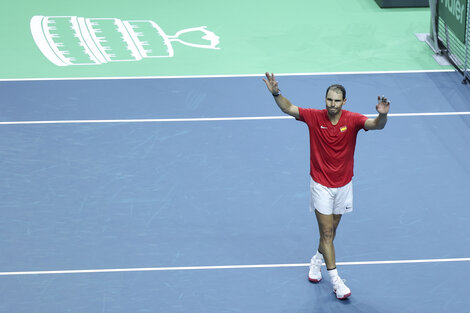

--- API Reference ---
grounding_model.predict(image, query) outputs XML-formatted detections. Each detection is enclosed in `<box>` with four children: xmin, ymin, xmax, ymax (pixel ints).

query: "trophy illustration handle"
<box><xmin>168</xmin><ymin>26</ymin><xmax>220</xmax><ymax>49</ymax></box>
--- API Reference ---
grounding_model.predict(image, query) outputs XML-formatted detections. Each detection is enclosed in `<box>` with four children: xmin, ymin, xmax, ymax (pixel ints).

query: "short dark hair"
<box><xmin>326</xmin><ymin>84</ymin><xmax>346</xmax><ymax>100</ymax></box>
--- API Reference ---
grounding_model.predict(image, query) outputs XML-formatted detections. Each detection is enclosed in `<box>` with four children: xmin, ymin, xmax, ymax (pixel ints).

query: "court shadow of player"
<box><xmin>297</xmin><ymin>283</ymin><xmax>388</xmax><ymax>313</ymax></box>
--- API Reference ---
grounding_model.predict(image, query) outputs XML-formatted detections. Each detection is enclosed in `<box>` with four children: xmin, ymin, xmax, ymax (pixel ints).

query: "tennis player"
<box><xmin>263</xmin><ymin>72</ymin><xmax>389</xmax><ymax>300</ymax></box>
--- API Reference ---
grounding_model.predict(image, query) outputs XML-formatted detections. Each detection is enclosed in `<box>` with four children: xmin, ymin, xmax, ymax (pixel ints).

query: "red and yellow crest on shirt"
<box><xmin>340</xmin><ymin>126</ymin><xmax>347</xmax><ymax>132</ymax></box>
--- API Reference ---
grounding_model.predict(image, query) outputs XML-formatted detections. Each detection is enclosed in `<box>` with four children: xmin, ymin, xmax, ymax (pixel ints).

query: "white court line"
<box><xmin>1</xmin><ymin>257</ymin><xmax>469</xmax><ymax>276</ymax></box>
<box><xmin>0</xmin><ymin>116</ymin><xmax>291</xmax><ymax>125</ymax></box>
<box><xmin>0</xmin><ymin>112</ymin><xmax>469</xmax><ymax>126</ymax></box>
<box><xmin>0</xmin><ymin>69</ymin><xmax>455</xmax><ymax>82</ymax></box>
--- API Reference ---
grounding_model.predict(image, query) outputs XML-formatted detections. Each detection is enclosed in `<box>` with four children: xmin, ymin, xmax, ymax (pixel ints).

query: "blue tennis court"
<box><xmin>1</xmin><ymin>70</ymin><xmax>470</xmax><ymax>312</ymax></box>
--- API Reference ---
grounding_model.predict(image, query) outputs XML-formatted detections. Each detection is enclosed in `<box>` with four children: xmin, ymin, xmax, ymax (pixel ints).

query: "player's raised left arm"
<box><xmin>364</xmin><ymin>96</ymin><xmax>390</xmax><ymax>130</ymax></box>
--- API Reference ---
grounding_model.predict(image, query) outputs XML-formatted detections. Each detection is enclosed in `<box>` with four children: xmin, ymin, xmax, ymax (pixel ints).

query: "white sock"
<box><xmin>314</xmin><ymin>250</ymin><xmax>323</xmax><ymax>260</ymax></box>
<box><xmin>328</xmin><ymin>268</ymin><xmax>339</xmax><ymax>283</ymax></box>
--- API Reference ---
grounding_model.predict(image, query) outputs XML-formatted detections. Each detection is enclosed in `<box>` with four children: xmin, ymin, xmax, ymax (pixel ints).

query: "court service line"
<box><xmin>0</xmin><ymin>112</ymin><xmax>469</xmax><ymax>126</ymax></box>
<box><xmin>0</xmin><ymin>257</ymin><xmax>469</xmax><ymax>276</ymax></box>
<box><xmin>0</xmin><ymin>69</ymin><xmax>455</xmax><ymax>82</ymax></box>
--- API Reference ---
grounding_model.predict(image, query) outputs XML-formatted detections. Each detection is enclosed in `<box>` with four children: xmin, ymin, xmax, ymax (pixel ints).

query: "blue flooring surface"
<box><xmin>1</xmin><ymin>71</ymin><xmax>469</xmax><ymax>122</ymax></box>
<box><xmin>0</xmin><ymin>71</ymin><xmax>469</xmax><ymax>312</ymax></box>
<box><xmin>1</xmin><ymin>262</ymin><xmax>470</xmax><ymax>313</ymax></box>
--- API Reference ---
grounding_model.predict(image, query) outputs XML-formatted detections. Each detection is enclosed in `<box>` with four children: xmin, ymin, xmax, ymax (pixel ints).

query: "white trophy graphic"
<box><xmin>30</xmin><ymin>15</ymin><xmax>220</xmax><ymax>66</ymax></box>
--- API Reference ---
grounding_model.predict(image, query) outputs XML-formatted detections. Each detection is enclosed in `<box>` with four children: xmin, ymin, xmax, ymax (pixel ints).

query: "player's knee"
<box><xmin>320</xmin><ymin>227</ymin><xmax>335</xmax><ymax>241</ymax></box>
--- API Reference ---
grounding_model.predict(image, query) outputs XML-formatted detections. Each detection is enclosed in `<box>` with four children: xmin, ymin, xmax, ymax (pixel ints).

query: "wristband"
<box><xmin>272</xmin><ymin>91</ymin><xmax>281</xmax><ymax>97</ymax></box>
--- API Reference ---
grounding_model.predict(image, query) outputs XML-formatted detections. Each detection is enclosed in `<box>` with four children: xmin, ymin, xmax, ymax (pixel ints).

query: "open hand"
<box><xmin>377</xmin><ymin>96</ymin><xmax>390</xmax><ymax>114</ymax></box>
<box><xmin>263</xmin><ymin>72</ymin><xmax>280</xmax><ymax>95</ymax></box>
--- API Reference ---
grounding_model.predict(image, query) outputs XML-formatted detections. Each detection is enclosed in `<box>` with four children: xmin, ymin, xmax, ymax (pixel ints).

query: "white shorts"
<box><xmin>309</xmin><ymin>178</ymin><xmax>353</xmax><ymax>215</ymax></box>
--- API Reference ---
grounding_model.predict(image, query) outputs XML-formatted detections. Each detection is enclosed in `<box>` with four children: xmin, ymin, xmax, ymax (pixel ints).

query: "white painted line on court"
<box><xmin>0</xmin><ymin>112</ymin><xmax>469</xmax><ymax>126</ymax></box>
<box><xmin>0</xmin><ymin>116</ymin><xmax>292</xmax><ymax>125</ymax></box>
<box><xmin>386</xmin><ymin>112</ymin><xmax>470</xmax><ymax>117</ymax></box>
<box><xmin>0</xmin><ymin>69</ymin><xmax>455</xmax><ymax>82</ymax></box>
<box><xmin>0</xmin><ymin>257</ymin><xmax>469</xmax><ymax>276</ymax></box>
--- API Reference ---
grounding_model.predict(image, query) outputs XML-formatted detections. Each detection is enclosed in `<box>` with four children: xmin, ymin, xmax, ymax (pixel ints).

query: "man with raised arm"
<box><xmin>263</xmin><ymin>72</ymin><xmax>389</xmax><ymax>300</ymax></box>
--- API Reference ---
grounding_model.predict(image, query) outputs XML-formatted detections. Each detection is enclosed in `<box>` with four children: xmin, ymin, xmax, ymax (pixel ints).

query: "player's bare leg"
<box><xmin>314</xmin><ymin>210</ymin><xmax>351</xmax><ymax>299</ymax></box>
<box><xmin>315</xmin><ymin>210</ymin><xmax>340</xmax><ymax>269</ymax></box>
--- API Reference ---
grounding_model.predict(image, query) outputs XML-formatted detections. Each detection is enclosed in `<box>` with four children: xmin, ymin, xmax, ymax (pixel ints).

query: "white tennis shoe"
<box><xmin>308</xmin><ymin>255</ymin><xmax>323</xmax><ymax>282</ymax></box>
<box><xmin>332</xmin><ymin>277</ymin><xmax>351</xmax><ymax>300</ymax></box>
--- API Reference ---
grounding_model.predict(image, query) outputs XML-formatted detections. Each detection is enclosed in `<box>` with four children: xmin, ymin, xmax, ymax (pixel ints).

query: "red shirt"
<box><xmin>298</xmin><ymin>108</ymin><xmax>368</xmax><ymax>188</ymax></box>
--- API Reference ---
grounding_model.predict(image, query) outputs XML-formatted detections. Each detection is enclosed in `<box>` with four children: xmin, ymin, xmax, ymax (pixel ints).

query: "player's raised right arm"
<box><xmin>263</xmin><ymin>72</ymin><xmax>300</xmax><ymax>119</ymax></box>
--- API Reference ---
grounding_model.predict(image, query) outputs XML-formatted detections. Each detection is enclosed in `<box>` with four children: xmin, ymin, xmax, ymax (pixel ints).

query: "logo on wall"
<box><xmin>30</xmin><ymin>16</ymin><xmax>220</xmax><ymax>66</ymax></box>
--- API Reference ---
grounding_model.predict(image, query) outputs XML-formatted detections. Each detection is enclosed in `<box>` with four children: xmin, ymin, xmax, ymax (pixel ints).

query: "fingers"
<box><xmin>378</xmin><ymin>95</ymin><xmax>390</xmax><ymax>105</ymax></box>
<box><xmin>263</xmin><ymin>72</ymin><xmax>279</xmax><ymax>93</ymax></box>
<box><xmin>265</xmin><ymin>72</ymin><xmax>276</xmax><ymax>82</ymax></box>
<box><xmin>376</xmin><ymin>95</ymin><xmax>390</xmax><ymax>114</ymax></box>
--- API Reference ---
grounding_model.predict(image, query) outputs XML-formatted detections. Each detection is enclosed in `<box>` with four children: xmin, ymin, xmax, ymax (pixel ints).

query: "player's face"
<box><xmin>325</xmin><ymin>90</ymin><xmax>346</xmax><ymax>116</ymax></box>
